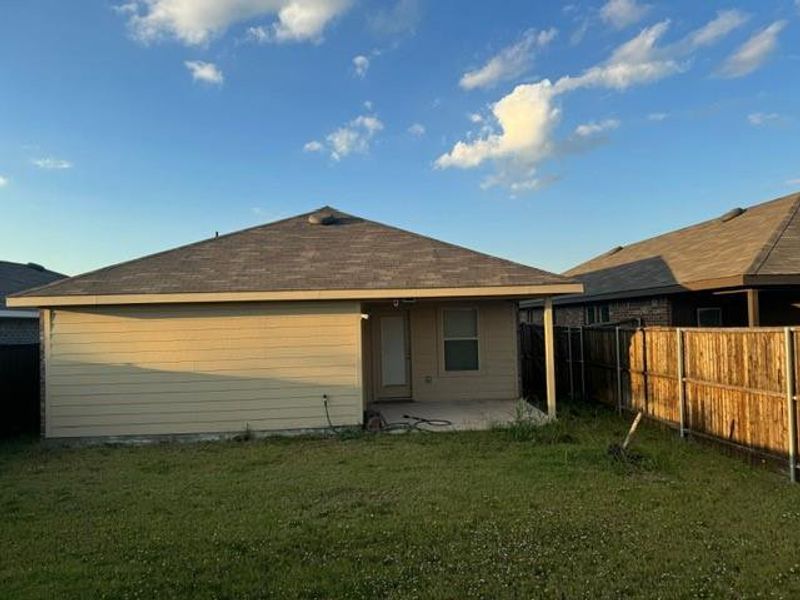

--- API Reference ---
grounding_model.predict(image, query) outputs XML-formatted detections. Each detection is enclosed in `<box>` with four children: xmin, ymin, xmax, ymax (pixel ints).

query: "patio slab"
<box><xmin>366</xmin><ymin>398</ymin><xmax>548</xmax><ymax>432</ymax></box>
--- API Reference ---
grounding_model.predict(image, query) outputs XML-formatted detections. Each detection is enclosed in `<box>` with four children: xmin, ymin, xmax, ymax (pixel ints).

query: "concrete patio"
<box><xmin>366</xmin><ymin>398</ymin><xmax>548</xmax><ymax>432</ymax></box>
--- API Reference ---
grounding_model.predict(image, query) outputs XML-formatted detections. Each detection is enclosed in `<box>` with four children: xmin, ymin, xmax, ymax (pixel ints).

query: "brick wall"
<box><xmin>522</xmin><ymin>296</ymin><xmax>673</xmax><ymax>327</ymax></box>
<box><xmin>608</xmin><ymin>297</ymin><xmax>671</xmax><ymax>326</ymax></box>
<box><xmin>0</xmin><ymin>318</ymin><xmax>40</xmax><ymax>345</ymax></box>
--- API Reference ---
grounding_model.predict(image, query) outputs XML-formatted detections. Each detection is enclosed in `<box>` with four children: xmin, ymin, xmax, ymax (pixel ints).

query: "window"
<box><xmin>586</xmin><ymin>304</ymin><xmax>610</xmax><ymax>325</ymax></box>
<box><xmin>697</xmin><ymin>307</ymin><xmax>722</xmax><ymax>327</ymax></box>
<box><xmin>443</xmin><ymin>308</ymin><xmax>479</xmax><ymax>371</ymax></box>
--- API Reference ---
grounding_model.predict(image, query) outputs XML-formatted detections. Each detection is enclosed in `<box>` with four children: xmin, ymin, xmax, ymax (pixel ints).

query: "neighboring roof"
<box><xmin>557</xmin><ymin>191</ymin><xmax>800</xmax><ymax>304</ymax></box>
<box><xmin>11</xmin><ymin>207</ymin><xmax>579</xmax><ymax>306</ymax></box>
<box><xmin>0</xmin><ymin>261</ymin><xmax>65</xmax><ymax>315</ymax></box>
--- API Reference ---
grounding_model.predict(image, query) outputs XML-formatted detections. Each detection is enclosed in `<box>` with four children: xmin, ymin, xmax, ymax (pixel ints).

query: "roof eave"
<box><xmin>7</xmin><ymin>283</ymin><xmax>585</xmax><ymax>308</ymax></box>
<box><xmin>521</xmin><ymin>273</ymin><xmax>800</xmax><ymax>308</ymax></box>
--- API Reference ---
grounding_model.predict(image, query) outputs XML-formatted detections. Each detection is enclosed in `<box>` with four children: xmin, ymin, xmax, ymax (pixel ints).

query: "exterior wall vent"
<box><xmin>308</xmin><ymin>211</ymin><xmax>337</xmax><ymax>225</ymax></box>
<box><xmin>719</xmin><ymin>207</ymin><xmax>745</xmax><ymax>223</ymax></box>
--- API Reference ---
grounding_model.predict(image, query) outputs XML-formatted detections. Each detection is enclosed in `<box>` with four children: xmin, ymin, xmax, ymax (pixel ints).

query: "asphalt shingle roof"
<box><xmin>566</xmin><ymin>192</ymin><xmax>800</xmax><ymax>300</ymax></box>
<box><xmin>16</xmin><ymin>207</ymin><xmax>572</xmax><ymax>298</ymax></box>
<box><xmin>1</xmin><ymin>261</ymin><xmax>65</xmax><ymax>310</ymax></box>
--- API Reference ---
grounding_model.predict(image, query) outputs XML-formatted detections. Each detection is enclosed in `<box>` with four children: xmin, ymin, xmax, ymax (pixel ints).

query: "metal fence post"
<box><xmin>677</xmin><ymin>328</ymin><xmax>686</xmax><ymax>438</ymax></box>
<box><xmin>785</xmin><ymin>327</ymin><xmax>797</xmax><ymax>483</ymax></box>
<box><xmin>567</xmin><ymin>326</ymin><xmax>574</xmax><ymax>400</ymax></box>
<box><xmin>579</xmin><ymin>326</ymin><xmax>586</xmax><ymax>400</ymax></box>
<box><xmin>615</xmin><ymin>326</ymin><xmax>623</xmax><ymax>413</ymax></box>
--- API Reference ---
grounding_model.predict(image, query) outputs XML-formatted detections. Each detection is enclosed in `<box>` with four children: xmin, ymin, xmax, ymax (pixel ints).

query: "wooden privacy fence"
<box><xmin>522</xmin><ymin>324</ymin><xmax>800</xmax><ymax>482</ymax></box>
<box><xmin>0</xmin><ymin>343</ymin><xmax>41</xmax><ymax>437</ymax></box>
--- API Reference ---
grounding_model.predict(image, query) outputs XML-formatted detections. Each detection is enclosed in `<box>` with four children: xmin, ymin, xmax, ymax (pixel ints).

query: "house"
<box><xmin>521</xmin><ymin>192</ymin><xmax>800</xmax><ymax>328</ymax></box>
<box><xmin>0</xmin><ymin>261</ymin><xmax>65</xmax><ymax>345</ymax></box>
<box><xmin>9</xmin><ymin>207</ymin><xmax>581</xmax><ymax>440</ymax></box>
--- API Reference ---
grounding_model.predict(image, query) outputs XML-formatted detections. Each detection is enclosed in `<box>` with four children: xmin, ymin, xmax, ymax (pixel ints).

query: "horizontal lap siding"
<box><xmin>46</xmin><ymin>302</ymin><xmax>363</xmax><ymax>438</ymax></box>
<box><xmin>410</xmin><ymin>301</ymin><xmax>518</xmax><ymax>402</ymax></box>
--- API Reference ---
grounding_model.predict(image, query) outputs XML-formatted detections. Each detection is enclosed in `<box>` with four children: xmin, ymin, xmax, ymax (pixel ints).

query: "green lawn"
<box><xmin>2</xmin><ymin>404</ymin><xmax>800</xmax><ymax>599</ymax></box>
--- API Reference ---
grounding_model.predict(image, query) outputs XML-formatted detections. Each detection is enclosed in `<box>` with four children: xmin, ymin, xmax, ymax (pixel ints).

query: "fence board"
<box><xmin>519</xmin><ymin>323</ymin><xmax>800</xmax><ymax>478</ymax></box>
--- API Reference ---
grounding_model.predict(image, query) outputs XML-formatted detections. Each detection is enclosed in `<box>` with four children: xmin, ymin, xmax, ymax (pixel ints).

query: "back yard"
<box><xmin>2</xmin><ymin>404</ymin><xmax>800</xmax><ymax>599</ymax></box>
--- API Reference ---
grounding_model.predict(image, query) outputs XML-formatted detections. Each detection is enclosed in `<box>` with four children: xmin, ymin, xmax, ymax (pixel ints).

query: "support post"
<box><xmin>579</xmin><ymin>326</ymin><xmax>586</xmax><ymax>400</ymax></box>
<box><xmin>747</xmin><ymin>289</ymin><xmax>760</xmax><ymax>327</ymax></box>
<box><xmin>40</xmin><ymin>308</ymin><xmax>52</xmax><ymax>439</ymax></box>
<box><xmin>543</xmin><ymin>297</ymin><xmax>557</xmax><ymax>418</ymax></box>
<box><xmin>677</xmin><ymin>328</ymin><xmax>686</xmax><ymax>438</ymax></box>
<box><xmin>615</xmin><ymin>326</ymin><xmax>623</xmax><ymax>414</ymax></box>
<box><xmin>567</xmin><ymin>326</ymin><xmax>574</xmax><ymax>400</ymax></box>
<box><xmin>785</xmin><ymin>327</ymin><xmax>797</xmax><ymax>483</ymax></box>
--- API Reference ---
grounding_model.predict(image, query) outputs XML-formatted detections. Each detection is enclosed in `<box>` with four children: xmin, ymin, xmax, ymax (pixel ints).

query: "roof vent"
<box><xmin>719</xmin><ymin>207</ymin><xmax>745</xmax><ymax>223</ymax></box>
<box><xmin>604</xmin><ymin>246</ymin><xmax>624</xmax><ymax>257</ymax></box>
<box><xmin>26</xmin><ymin>262</ymin><xmax>45</xmax><ymax>271</ymax></box>
<box><xmin>308</xmin><ymin>211</ymin><xmax>337</xmax><ymax>225</ymax></box>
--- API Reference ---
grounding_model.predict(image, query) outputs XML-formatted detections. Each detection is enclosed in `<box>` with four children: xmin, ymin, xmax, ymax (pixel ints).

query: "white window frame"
<box><xmin>440</xmin><ymin>306</ymin><xmax>481</xmax><ymax>374</ymax></box>
<box><xmin>697</xmin><ymin>307</ymin><xmax>723</xmax><ymax>327</ymax></box>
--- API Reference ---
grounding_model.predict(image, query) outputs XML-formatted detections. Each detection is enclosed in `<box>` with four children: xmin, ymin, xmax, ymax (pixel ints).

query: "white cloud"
<box><xmin>306</xmin><ymin>113</ymin><xmax>384</xmax><ymax>160</ymax></box>
<box><xmin>459</xmin><ymin>28</ymin><xmax>557</xmax><ymax>90</ymax></box>
<box><xmin>569</xmin><ymin>20</ymin><xmax>589</xmax><ymax>46</ymax></box>
<box><xmin>0</xmin><ymin>175</ymin><xmax>8</xmax><ymax>187</ymax></box>
<box><xmin>537</xmin><ymin>28</ymin><xmax>558</xmax><ymax>46</ymax></box>
<box><xmin>367</xmin><ymin>0</ymin><xmax>421</xmax><ymax>36</ymax></box>
<box><xmin>408</xmin><ymin>123</ymin><xmax>426</xmax><ymax>136</ymax></box>
<box><xmin>438</xmin><ymin>13</ymin><xmax>743</xmax><ymax>194</ymax></box>
<box><xmin>787</xmin><ymin>178</ymin><xmax>800</xmax><ymax>186</ymax></box>
<box><xmin>353</xmin><ymin>54</ymin><xmax>369</xmax><ymax>77</ymax></box>
<box><xmin>303</xmin><ymin>140</ymin><xmax>324</xmax><ymax>152</ymax></box>
<box><xmin>112</xmin><ymin>2</ymin><xmax>138</xmax><ymax>15</ymax></box>
<box><xmin>554</xmin><ymin>15</ymin><xmax>745</xmax><ymax>93</ymax></box>
<box><xmin>747</xmin><ymin>112</ymin><xmax>781</xmax><ymax>126</ymax></box>
<box><xmin>554</xmin><ymin>21</ymin><xmax>682</xmax><ymax>93</ymax></box>
<box><xmin>245</xmin><ymin>25</ymin><xmax>271</xmax><ymax>43</ymax></box>
<box><xmin>600</xmin><ymin>0</ymin><xmax>650</xmax><ymax>30</ymax></box>
<box><xmin>32</xmin><ymin>157</ymin><xmax>73</xmax><ymax>170</ymax></box>
<box><xmin>436</xmin><ymin>80</ymin><xmax>559</xmax><ymax>170</ymax></box>
<box><xmin>480</xmin><ymin>172</ymin><xmax>556</xmax><ymax>196</ymax></box>
<box><xmin>184</xmin><ymin>60</ymin><xmax>224</xmax><ymax>84</ymax></box>
<box><xmin>647</xmin><ymin>112</ymin><xmax>668</xmax><ymax>121</ymax></box>
<box><xmin>574</xmin><ymin>118</ymin><xmax>620</xmax><ymax>137</ymax></box>
<box><xmin>718</xmin><ymin>20</ymin><xmax>787</xmax><ymax>78</ymax></box>
<box><xmin>683</xmin><ymin>10</ymin><xmax>749</xmax><ymax>48</ymax></box>
<box><xmin>468</xmin><ymin>113</ymin><xmax>484</xmax><ymax>123</ymax></box>
<box><xmin>123</xmin><ymin>0</ymin><xmax>352</xmax><ymax>46</ymax></box>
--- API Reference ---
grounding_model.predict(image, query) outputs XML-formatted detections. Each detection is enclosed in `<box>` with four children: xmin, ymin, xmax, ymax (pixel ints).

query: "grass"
<box><xmin>2</xmin><ymin>403</ymin><xmax>800</xmax><ymax>599</ymax></box>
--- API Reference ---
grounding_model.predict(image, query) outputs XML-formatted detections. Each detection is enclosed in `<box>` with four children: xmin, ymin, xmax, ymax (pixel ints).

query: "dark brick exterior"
<box><xmin>522</xmin><ymin>296</ymin><xmax>672</xmax><ymax>327</ymax></box>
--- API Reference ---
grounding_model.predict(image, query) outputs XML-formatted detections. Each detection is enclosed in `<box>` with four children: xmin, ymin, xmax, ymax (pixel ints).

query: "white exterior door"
<box><xmin>374</xmin><ymin>312</ymin><xmax>411</xmax><ymax>399</ymax></box>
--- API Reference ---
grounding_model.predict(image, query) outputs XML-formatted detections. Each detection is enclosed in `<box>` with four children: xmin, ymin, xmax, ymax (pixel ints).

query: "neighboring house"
<box><xmin>9</xmin><ymin>207</ymin><xmax>581</xmax><ymax>440</ymax></box>
<box><xmin>521</xmin><ymin>192</ymin><xmax>800</xmax><ymax>328</ymax></box>
<box><xmin>0</xmin><ymin>261</ymin><xmax>64</xmax><ymax>345</ymax></box>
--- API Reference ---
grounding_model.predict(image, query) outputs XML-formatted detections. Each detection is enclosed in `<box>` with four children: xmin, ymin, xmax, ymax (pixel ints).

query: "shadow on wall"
<box><xmin>46</xmin><ymin>359</ymin><xmax>362</xmax><ymax>439</ymax></box>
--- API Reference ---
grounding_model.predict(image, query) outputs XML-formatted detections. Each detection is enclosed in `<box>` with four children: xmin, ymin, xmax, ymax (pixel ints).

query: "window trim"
<box><xmin>439</xmin><ymin>306</ymin><xmax>482</xmax><ymax>375</ymax></box>
<box><xmin>586</xmin><ymin>304</ymin><xmax>611</xmax><ymax>325</ymax></box>
<box><xmin>696</xmin><ymin>307</ymin><xmax>723</xmax><ymax>327</ymax></box>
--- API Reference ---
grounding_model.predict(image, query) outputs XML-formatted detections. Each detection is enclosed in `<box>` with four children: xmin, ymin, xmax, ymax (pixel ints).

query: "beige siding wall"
<box><xmin>409</xmin><ymin>300</ymin><xmax>519</xmax><ymax>402</ymax></box>
<box><xmin>45</xmin><ymin>301</ymin><xmax>363</xmax><ymax>438</ymax></box>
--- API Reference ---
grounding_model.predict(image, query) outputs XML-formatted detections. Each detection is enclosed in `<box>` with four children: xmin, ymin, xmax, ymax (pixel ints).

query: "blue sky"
<box><xmin>1</xmin><ymin>0</ymin><xmax>798</xmax><ymax>276</ymax></box>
